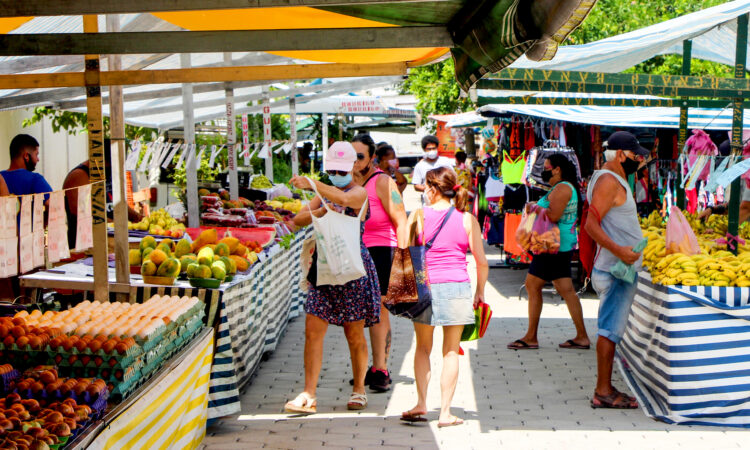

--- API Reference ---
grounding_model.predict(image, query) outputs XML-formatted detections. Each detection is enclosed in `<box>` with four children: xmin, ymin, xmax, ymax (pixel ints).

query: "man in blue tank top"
<box><xmin>1</xmin><ymin>134</ymin><xmax>52</xmax><ymax>206</ymax></box>
<box><xmin>584</xmin><ymin>131</ymin><xmax>649</xmax><ymax>410</ymax></box>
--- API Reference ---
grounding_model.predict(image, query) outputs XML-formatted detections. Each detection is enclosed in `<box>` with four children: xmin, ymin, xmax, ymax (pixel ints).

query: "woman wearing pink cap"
<box><xmin>284</xmin><ymin>141</ymin><xmax>381</xmax><ymax>414</ymax></box>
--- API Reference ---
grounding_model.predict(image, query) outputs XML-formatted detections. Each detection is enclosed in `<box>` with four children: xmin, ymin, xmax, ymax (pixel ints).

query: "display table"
<box><xmin>617</xmin><ymin>273</ymin><xmax>750</xmax><ymax>428</ymax></box>
<box><xmin>20</xmin><ymin>228</ymin><xmax>311</xmax><ymax>419</ymax></box>
<box><xmin>68</xmin><ymin>328</ymin><xmax>214</xmax><ymax>449</ymax></box>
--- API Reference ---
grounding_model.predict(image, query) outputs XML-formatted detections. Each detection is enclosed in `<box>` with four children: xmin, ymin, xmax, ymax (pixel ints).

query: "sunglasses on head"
<box><xmin>327</xmin><ymin>170</ymin><xmax>348</xmax><ymax>176</ymax></box>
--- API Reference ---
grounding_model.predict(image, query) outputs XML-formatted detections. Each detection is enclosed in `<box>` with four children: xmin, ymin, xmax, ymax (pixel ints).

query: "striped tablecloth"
<box><xmin>88</xmin><ymin>329</ymin><xmax>214</xmax><ymax>449</ymax></box>
<box><xmin>618</xmin><ymin>273</ymin><xmax>750</xmax><ymax>427</ymax></box>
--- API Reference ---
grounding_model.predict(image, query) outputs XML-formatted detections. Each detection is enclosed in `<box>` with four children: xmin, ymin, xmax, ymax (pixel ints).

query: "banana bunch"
<box><xmin>641</xmin><ymin>229</ymin><xmax>665</xmax><ymax>270</ymax></box>
<box><xmin>651</xmin><ymin>253</ymin><xmax>700</xmax><ymax>286</ymax></box>
<box><xmin>640</xmin><ymin>210</ymin><xmax>664</xmax><ymax>229</ymax></box>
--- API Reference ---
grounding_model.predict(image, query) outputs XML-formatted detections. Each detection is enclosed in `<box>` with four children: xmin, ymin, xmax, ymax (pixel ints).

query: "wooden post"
<box><xmin>290</xmin><ymin>97</ymin><xmax>298</xmax><ymax>176</ymax></box>
<box><xmin>181</xmin><ymin>53</ymin><xmax>199</xmax><ymax>228</ymax></box>
<box><xmin>729</xmin><ymin>14</ymin><xmax>748</xmax><ymax>253</ymax></box>
<box><xmin>224</xmin><ymin>53</ymin><xmax>239</xmax><ymax>200</ymax></box>
<box><xmin>106</xmin><ymin>14</ymin><xmax>130</xmax><ymax>300</ymax></box>
<box><xmin>262</xmin><ymin>86</ymin><xmax>273</xmax><ymax>181</ymax></box>
<box><xmin>676</xmin><ymin>39</ymin><xmax>692</xmax><ymax>210</ymax></box>
<box><xmin>83</xmin><ymin>15</ymin><xmax>108</xmax><ymax>301</ymax></box>
<box><xmin>321</xmin><ymin>112</ymin><xmax>328</xmax><ymax>171</ymax></box>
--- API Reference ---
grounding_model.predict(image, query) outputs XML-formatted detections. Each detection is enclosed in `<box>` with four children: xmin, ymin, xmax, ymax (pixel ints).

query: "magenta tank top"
<box><xmin>363</xmin><ymin>171</ymin><xmax>397</xmax><ymax>248</ymax></box>
<box><xmin>420</xmin><ymin>206</ymin><xmax>470</xmax><ymax>284</ymax></box>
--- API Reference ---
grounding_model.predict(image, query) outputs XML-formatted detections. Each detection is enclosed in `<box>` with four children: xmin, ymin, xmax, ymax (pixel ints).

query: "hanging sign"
<box><xmin>242</xmin><ymin>114</ymin><xmax>250</xmax><ymax>166</ymax></box>
<box><xmin>227</xmin><ymin>101</ymin><xmax>236</xmax><ymax>171</ymax></box>
<box><xmin>32</xmin><ymin>193</ymin><xmax>45</xmax><ymax>268</ymax></box>
<box><xmin>337</xmin><ymin>98</ymin><xmax>385</xmax><ymax>115</ymax></box>
<box><xmin>47</xmin><ymin>191</ymin><xmax>69</xmax><ymax>263</ymax></box>
<box><xmin>75</xmin><ymin>184</ymin><xmax>93</xmax><ymax>252</ymax></box>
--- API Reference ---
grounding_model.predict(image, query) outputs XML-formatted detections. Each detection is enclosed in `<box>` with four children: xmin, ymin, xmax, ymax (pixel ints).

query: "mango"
<box><xmin>218</xmin><ymin>237</ymin><xmax>239</xmax><ymax>253</ymax></box>
<box><xmin>175</xmin><ymin>239</ymin><xmax>192</xmax><ymax>258</ymax></box>
<box><xmin>186</xmin><ymin>263</ymin><xmax>200</xmax><ymax>278</ymax></box>
<box><xmin>229</xmin><ymin>255</ymin><xmax>249</xmax><ymax>272</ymax></box>
<box><xmin>139</xmin><ymin>236</ymin><xmax>157</xmax><ymax>252</ymax></box>
<box><xmin>215</xmin><ymin>242</ymin><xmax>230</xmax><ymax>257</ymax></box>
<box><xmin>211</xmin><ymin>261</ymin><xmax>227</xmax><ymax>281</ymax></box>
<box><xmin>157</xmin><ymin>257</ymin><xmax>181</xmax><ymax>277</ymax></box>
<box><xmin>141</xmin><ymin>260</ymin><xmax>157</xmax><ymax>276</ymax></box>
<box><xmin>149</xmin><ymin>249</ymin><xmax>168</xmax><ymax>266</ymax></box>
<box><xmin>197</xmin><ymin>247</ymin><xmax>215</xmax><ymax>266</ymax></box>
<box><xmin>159</xmin><ymin>238</ymin><xmax>175</xmax><ymax>253</ymax></box>
<box><xmin>220</xmin><ymin>256</ymin><xmax>236</xmax><ymax>275</ymax></box>
<box><xmin>198</xmin><ymin>188</ymin><xmax>210</xmax><ymax>197</ymax></box>
<box><xmin>128</xmin><ymin>249</ymin><xmax>141</xmax><ymax>266</ymax></box>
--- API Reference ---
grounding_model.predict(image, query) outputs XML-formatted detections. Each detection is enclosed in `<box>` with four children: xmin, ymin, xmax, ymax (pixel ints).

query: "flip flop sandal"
<box><xmin>284</xmin><ymin>393</ymin><xmax>317</xmax><ymax>414</ymax></box>
<box><xmin>437</xmin><ymin>416</ymin><xmax>464</xmax><ymax>428</ymax></box>
<box><xmin>590</xmin><ymin>391</ymin><xmax>638</xmax><ymax>409</ymax></box>
<box><xmin>507</xmin><ymin>339</ymin><xmax>539</xmax><ymax>350</ymax></box>
<box><xmin>347</xmin><ymin>392</ymin><xmax>368</xmax><ymax>410</ymax></box>
<box><xmin>400</xmin><ymin>410</ymin><xmax>428</xmax><ymax>423</ymax></box>
<box><xmin>558</xmin><ymin>339</ymin><xmax>591</xmax><ymax>350</ymax></box>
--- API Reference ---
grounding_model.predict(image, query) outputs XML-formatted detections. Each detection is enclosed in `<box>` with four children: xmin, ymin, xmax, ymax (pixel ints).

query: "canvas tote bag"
<box><xmin>306</xmin><ymin>177</ymin><xmax>368</xmax><ymax>286</ymax></box>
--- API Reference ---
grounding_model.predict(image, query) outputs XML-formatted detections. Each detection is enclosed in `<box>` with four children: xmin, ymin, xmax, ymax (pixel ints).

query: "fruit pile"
<box><xmin>129</xmin><ymin>236</ymin><xmax>181</xmax><ymax>280</ymax></box>
<box><xmin>641</xmin><ymin>211</ymin><xmax>750</xmax><ymax>287</ymax></box>
<box><xmin>11</xmin><ymin>368</ymin><xmax>107</xmax><ymax>406</ymax></box>
<box><xmin>266</xmin><ymin>197</ymin><xmax>302</xmax><ymax>214</ymax></box>
<box><xmin>0</xmin><ymin>391</ymin><xmax>92</xmax><ymax>449</ymax></box>
<box><xmin>127</xmin><ymin>208</ymin><xmax>186</xmax><ymax>238</ymax></box>
<box><xmin>250</xmin><ymin>175</ymin><xmax>273</xmax><ymax>189</ymax></box>
<box><xmin>188</xmin><ymin>229</ymin><xmax>257</xmax><ymax>276</ymax></box>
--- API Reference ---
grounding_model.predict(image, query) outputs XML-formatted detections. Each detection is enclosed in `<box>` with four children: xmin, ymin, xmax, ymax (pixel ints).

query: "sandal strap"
<box><xmin>348</xmin><ymin>392</ymin><xmax>367</xmax><ymax>404</ymax></box>
<box><xmin>290</xmin><ymin>392</ymin><xmax>316</xmax><ymax>407</ymax></box>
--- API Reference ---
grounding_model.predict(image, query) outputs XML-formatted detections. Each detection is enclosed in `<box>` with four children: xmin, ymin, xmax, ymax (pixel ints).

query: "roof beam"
<box><xmin>0</xmin><ymin>27</ymin><xmax>452</xmax><ymax>56</ymax></box>
<box><xmin>477</xmin><ymin>95</ymin><xmax>733</xmax><ymax>108</ymax></box>
<box><xmin>0</xmin><ymin>63</ymin><xmax>407</xmax><ymax>90</ymax></box>
<box><xmin>124</xmin><ymin>76</ymin><xmax>401</xmax><ymax>118</ymax></box>
<box><xmin>0</xmin><ymin>0</ymin><xmax>444</xmax><ymax>17</ymax></box>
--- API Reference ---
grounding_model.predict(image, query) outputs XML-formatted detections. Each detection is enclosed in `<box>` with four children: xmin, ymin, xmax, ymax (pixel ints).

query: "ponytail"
<box><xmin>425</xmin><ymin>167</ymin><xmax>470</xmax><ymax>212</ymax></box>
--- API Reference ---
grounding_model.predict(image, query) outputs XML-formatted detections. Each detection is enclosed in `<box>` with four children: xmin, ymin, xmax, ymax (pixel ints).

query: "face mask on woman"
<box><xmin>329</xmin><ymin>173</ymin><xmax>352</xmax><ymax>188</ymax></box>
<box><xmin>541</xmin><ymin>169</ymin><xmax>553</xmax><ymax>183</ymax></box>
<box><xmin>387</xmin><ymin>159</ymin><xmax>399</xmax><ymax>169</ymax></box>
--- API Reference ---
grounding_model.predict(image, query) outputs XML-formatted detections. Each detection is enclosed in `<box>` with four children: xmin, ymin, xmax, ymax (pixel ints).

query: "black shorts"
<box><xmin>528</xmin><ymin>250</ymin><xmax>573</xmax><ymax>282</ymax></box>
<box><xmin>367</xmin><ymin>246</ymin><xmax>395</xmax><ymax>296</ymax></box>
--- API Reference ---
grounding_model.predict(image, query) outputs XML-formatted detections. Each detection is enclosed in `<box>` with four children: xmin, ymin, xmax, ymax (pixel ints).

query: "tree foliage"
<box><xmin>22</xmin><ymin>106</ymin><xmax>157</xmax><ymax>141</ymax></box>
<box><xmin>402</xmin><ymin>0</ymin><xmax>734</xmax><ymax>118</ymax></box>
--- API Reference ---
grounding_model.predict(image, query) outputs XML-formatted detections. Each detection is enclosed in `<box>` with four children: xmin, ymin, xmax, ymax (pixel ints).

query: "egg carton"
<box><xmin>0</xmin><ymin>349</ymin><xmax>48</xmax><ymax>367</ymax></box>
<box><xmin>0</xmin><ymin>369</ymin><xmax>20</xmax><ymax>395</ymax></box>
<box><xmin>12</xmin><ymin>384</ymin><xmax>109</xmax><ymax>413</ymax></box>
<box><xmin>0</xmin><ymin>342</ymin><xmax>47</xmax><ymax>353</ymax></box>
<box><xmin>52</xmin><ymin>350</ymin><xmax>143</xmax><ymax>371</ymax></box>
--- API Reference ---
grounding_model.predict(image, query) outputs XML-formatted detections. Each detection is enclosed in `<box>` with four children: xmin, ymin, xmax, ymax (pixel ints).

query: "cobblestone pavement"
<box><xmin>203</xmin><ymin>188</ymin><xmax>750</xmax><ymax>449</ymax></box>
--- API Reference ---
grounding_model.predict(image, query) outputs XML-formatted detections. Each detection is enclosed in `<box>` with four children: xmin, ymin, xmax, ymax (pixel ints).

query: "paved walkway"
<box><xmin>203</xmin><ymin>188</ymin><xmax>750</xmax><ymax>449</ymax></box>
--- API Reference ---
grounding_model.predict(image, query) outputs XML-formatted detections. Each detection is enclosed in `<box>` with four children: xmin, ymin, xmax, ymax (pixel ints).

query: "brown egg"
<box><xmin>27</xmin><ymin>336</ymin><xmax>42</xmax><ymax>350</ymax></box>
<box><xmin>39</xmin><ymin>370</ymin><xmax>56</xmax><ymax>385</ymax></box>
<box><xmin>94</xmin><ymin>334</ymin><xmax>108</xmax><ymax>343</ymax></box>
<box><xmin>85</xmin><ymin>384</ymin><xmax>101</xmax><ymax>397</ymax></box>
<box><xmin>74</xmin><ymin>340</ymin><xmax>88</xmax><ymax>353</ymax></box>
<box><xmin>73</xmin><ymin>382</ymin><xmax>89</xmax><ymax>396</ymax></box>
<box><xmin>0</xmin><ymin>325</ymin><xmax>9</xmax><ymax>339</ymax></box>
<box><xmin>45</xmin><ymin>411</ymin><xmax>63</xmax><ymax>424</ymax></box>
<box><xmin>30</xmin><ymin>381</ymin><xmax>44</xmax><ymax>393</ymax></box>
<box><xmin>2</xmin><ymin>335</ymin><xmax>14</xmax><ymax>347</ymax></box>
<box><xmin>87</xmin><ymin>340</ymin><xmax>101</xmax><ymax>353</ymax></box>
<box><xmin>115</xmin><ymin>343</ymin><xmax>128</xmax><ymax>355</ymax></box>
<box><xmin>11</xmin><ymin>317</ymin><xmax>25</xmax><ymax>326</ymax></box>
<box><xmin>61</xmin><ymin>338</ymin><xmax>75</xmax><ymax>352</ymax></box>
<box><xmin>15</xmin><ymin>336</ymin><xmax>29</xmax><ymax>348</ymax></box>
<box><xmin>10</xmin><ymin>326</ymin><xmax>25</xmax><ymax>338</ymax></box>
<box><xmin>101</xmin><ymin>340</ymin><xmax>117</xmax><ymax>354</ymax></box>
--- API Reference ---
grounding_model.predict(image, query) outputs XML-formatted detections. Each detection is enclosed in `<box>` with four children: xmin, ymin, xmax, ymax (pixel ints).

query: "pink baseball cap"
<box><xmin>325</xmin><ymin>141</ymin><xmax>357</xmax><ymax>172</ymax></box>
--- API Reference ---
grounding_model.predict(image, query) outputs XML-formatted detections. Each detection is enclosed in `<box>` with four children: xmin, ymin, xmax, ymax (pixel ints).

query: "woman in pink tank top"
<box><xmin>353</xmin><ymin>134</ymin><xmax>407</xmax><ymax>392</ymax></box>
<box><xmin>401</xmin><ymin>167</ymin><xmax>488</xmax><ymax>427</ymax></box>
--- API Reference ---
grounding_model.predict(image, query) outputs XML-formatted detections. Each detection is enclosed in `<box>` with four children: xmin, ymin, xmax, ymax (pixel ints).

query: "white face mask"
<box><xmin>425</xmin><ymin>150</ymin><xmax>438</xmax><ymax>160</ymax></box>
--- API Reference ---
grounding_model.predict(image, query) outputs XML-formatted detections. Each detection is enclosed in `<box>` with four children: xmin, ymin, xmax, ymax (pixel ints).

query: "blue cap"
<box><xmin>605</xmin><ymin>131</ymin><xmax>649</xmax><ymax>156</ymax></box>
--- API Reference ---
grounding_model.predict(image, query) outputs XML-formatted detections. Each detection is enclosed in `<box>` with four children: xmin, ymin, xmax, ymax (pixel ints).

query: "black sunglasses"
<box><xmin>356</xmin><ymin>153</ymin><xmax>366</xmax><ymax>160</ymax></box>
<box><xmin>326</xmin><ymin>170</ymin><xmax>348</xmax><ymax>176</ymax></box>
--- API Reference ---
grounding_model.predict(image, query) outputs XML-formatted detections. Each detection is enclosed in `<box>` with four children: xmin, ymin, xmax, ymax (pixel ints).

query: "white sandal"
<box><xmin>284</xmin><ymin>392</ymin><xmax>317</xmax><ymax>414</ymax></box>
<box><xmin>347</xmin><ymin>392</ymin><xmax>368</xmax><ymax>410</ymax></box>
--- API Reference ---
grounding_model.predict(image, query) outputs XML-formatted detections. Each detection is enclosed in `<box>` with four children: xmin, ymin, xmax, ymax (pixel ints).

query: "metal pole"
<box><xmin>290</xmin><ymin>97</ymin><xmax>298</xmax><ymax>176</ymax></box>
<box><xmin>729</xmin><ymin>14</ymin><xmax>748</xmax><ymax>252</ymax></box>
<box><xmin>106</xmin><ymin>14</ymin><xmax>129</xmax><ymax>299</ymax></box>
<box><xmin>224</xmin><ymin>52</ymin><xmax>238</xmax><ymax>200</ymax></box>
<box><xmin>83</xmin><ymin>15</ymin><xmax>108</xmax><ymax>301</ymax></box>
<box><xmin>181</xmin><ymin>53</ymin><xmax>199</xmax><ymax>227</ymax></box>
<box><xmin>262</xmin><ymin>86</ymin><xmax>273</xmax><ymax>181</ymax></box>
<box><xmin>676</xmin><ymin>39</ymin><xmax>692</xmax><ymax>210</ymax></box>
<box><xmin>321</xmin><ymin>112</ymin><xmax>328</xmax><ymax>171</ymax></box>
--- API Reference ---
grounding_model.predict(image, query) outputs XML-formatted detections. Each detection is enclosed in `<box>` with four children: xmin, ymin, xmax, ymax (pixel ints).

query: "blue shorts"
<box><xmin>413</xmin><ymin>282</ymin><xmax>474</xmax><ymax>326</ymax></box>
<box><xmin>591</xmin><ymin>268</ymin><xmax>638</xmax><ymax>344</ymax></box>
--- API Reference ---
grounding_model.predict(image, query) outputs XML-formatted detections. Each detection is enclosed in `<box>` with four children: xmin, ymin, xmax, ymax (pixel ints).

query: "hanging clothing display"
<box><xmin>523</xmin><ymin>143</ymin><xmax>582</xmax><ymax>188</ymax></box>
<box><xmin>501</xmin><ymin>150</ymin><xmax>527</xmax><ymax>185</ymax></box>
<box><xmin>485</xmin><ymin>168</ymin><xmax>505</xmax><ymax>200</ymax></box>
<box><xmin>509</xmin><ymin>119</ymin><xmax>522</xmax><ymax>157</ymax></box>
<box><xmin>502</xmin><ymin>184</ymin><xmax>528</xmax><ymax>212</ymax></box>
<box><xmin>524</xmin><ymin>121</ymin><xmax>536</xmax><ymax>150</ymax></box>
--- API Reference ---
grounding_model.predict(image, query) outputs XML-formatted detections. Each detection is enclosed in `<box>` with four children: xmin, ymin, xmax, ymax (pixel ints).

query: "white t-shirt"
<box><xmin>411</xmin><ymin>157</ymin><xmax>455</xmax><ymax>185</ymax></box>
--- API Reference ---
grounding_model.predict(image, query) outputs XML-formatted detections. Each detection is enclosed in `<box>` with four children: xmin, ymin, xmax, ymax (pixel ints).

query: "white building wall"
<box><xmin>0</xmin><ymin>108</ymin><xmax>89</xmax><ymax>191</ymax></box>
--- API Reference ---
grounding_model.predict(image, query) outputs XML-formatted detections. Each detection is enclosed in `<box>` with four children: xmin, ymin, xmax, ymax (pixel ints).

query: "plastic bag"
<box><xmin>665</xmin><ymin>206</ymin><xmax>701</xmax><ymax>255</ymax></box>
<box><xmin>610</xmin><ymin>237</ymin><xmax>649</xmax><ymax>283</ymax></box>
<box><xmin>515</xmin><ymin>205</ymin><xmax>561</xmax><ymax>255</ymax></box>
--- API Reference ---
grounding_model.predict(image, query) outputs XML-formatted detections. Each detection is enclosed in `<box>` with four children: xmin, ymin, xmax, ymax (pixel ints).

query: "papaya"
<box><xmin>199</xmin><ymin>228</ymin><xmax>218</xmax><ymax>246</ymax></box>
<box><xmin>157</xmin><ymin>257</ymin><xmax>180</xmax><ymax>277</ymax></box>
<box><xmin>220</xmin><ymin>256</ymin><xmax>236</xmax><ymax>274</ymax></box>
<box><xmin>149</xmin><ymin>249</ymin><xmax>168</xmax><ymax>266</ymax></box>
<box><xmin>128</xmin><ymin>249</ymin><xmax>141</xmax><ymax>266</ymax></box>
<box><xmin>142</xmin><ymin>247</ymin><xmax>154</xmax><ymax>261</ymax></box>
<box><xmin>180</xmin><ymin>256</ymin><xmax>197</xmax><ymax>272</ymax></box>
<box><xmin>197</xmin><ymin>247</ymin><xmax>215</xmax><ymax>266</ymax></box>
<box><xmin>175</xmin><ymin>239</ymin><xmax>192</xmax><ymax>258</ymax></box>
<box><xmin>196</xmin><ymin>264</ymin><xmax>212</xmax><ymax>279</ymax></box>
<box><xmin>141</xmin><ymin>260</ymin><xmax>157</xmax><ymax>276</ymax></box>
<box><xmin>211</xmin><ymin>261</ymin><xmax>227</xmax><ymax>281</ymax></box>
<box><xmin>215</xmin><ymin>242</ymin><xmax>231</xmax><ymax>257</ymax></box>
<box><xmin>139</xmin><ymin>236</ymin><xmax>157</xmax><ymax>252</ymax></box>
<box><xmin>156</xmin><ymin>243</ymin><xmax>172</xmax><ymax>257</ymax></box>
<box><xmin>186</xmin><ymin>263</ymin><xmax>200</xmax><ymax>278</ymax></box>
<box><xmin>218</xmin><ymin>237</ymin><xmax>239</xmax><ymax>253</ymax></box>
<box><xmin>229</xmin><ymin>255</ymin><xmax>249</xmax><ymax>272</ymax></box>
<box><xmin>159</xmin><ymin>238</ymin><xmax>176</xmax><ymax>253</ymax></box>
<box><xmin>232</xmin><ymin>243</ymin><xmax>248</xmax><ymax>257</ymax></box>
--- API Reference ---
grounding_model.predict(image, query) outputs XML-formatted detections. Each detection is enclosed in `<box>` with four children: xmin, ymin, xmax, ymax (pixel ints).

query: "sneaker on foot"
<box><xmin>369</xmin><ymin>368</ymin><xmax>391</xmax><ymax>393</ymax></box>
<box><xmin>349</xmin><ymin>366</ymin><xmax>375</xmax><ymax>386</ymax></box>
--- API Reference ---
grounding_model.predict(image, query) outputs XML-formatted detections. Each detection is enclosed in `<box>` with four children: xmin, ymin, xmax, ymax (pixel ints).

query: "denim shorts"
<box><xmin>591</xmin><ymin>268</ymin><xmax>638</xmax><ymax>344</ymax></box>
<box><xmin>413</xmin><ymin>282</ymin><xmax>474</xmax><ymax>326</ymax></box>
